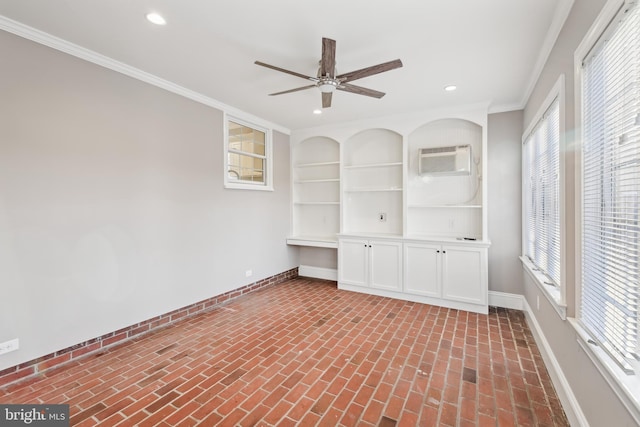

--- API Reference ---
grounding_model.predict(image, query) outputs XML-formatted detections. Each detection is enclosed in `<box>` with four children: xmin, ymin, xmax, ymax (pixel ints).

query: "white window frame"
<box><xmin>573</xmin><ymin>0</ymin><xmax>640</xmax><ymax>422</ymax></box>
<box><xmin>223</xmin><ymin>114</ymin><xmax>274</xmax><ymax>191</ymax></box>
<box><xmin>521</xmin><ymin>74</ymin><xmax>567</xmax><ymax>320</ymax></box>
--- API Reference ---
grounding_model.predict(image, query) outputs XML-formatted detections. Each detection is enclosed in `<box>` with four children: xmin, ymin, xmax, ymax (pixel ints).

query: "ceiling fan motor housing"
<box><xmin>318</xmin><ymin>78</ymin><xmax>339</xmax><ymax>93</ymax></box>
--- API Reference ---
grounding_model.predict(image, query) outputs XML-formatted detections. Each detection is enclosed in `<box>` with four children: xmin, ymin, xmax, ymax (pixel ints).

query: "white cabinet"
<box><xmin>338</xmin><ymin>237</ymin><xmax>402</xmax><ymax>291</ymax></box>
<box><xmin>370</xmin><ymin>240</ymin><xmax>403</xmax><ymax>291</ymax></box>
<box><xmin>403</xmin><ymin>242</ymin><xmax>441</xmax><ymax>297</ymax></box>
<box><xmin>403</xmin><ymin>242</ymin><xmax>487</xmax><ymax>309</ymax></box>
<box><xmin>339</xmin><ymin>238</ymin><xmax>368</xmax><ymax>286</ymax></box>
<box><xmin>441</xmin><ymin>245</ymin><xmax>487</xmax><ymax>306</ymax></box>
<box><xmin>341</xmin><ymin>236</ymin><xmax>488</xmax><ymax>313</ymax></box>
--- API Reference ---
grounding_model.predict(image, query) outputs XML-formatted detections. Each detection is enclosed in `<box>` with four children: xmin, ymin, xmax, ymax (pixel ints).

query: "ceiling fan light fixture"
<box><xmin>318</xmin><ymin>79</ymin><xmax>338</xmax><ymax>93</ymax></box>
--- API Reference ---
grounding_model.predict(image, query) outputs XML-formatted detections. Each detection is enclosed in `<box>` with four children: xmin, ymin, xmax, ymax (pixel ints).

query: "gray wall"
<box><xmin>487</xmin><ymin>110</ymin><xmax>523</xmax><ymax>295</ymax></box>
<box><xmin>0</xmin><ymin>30</ymin><xmax>297</xmax><ymax>370</ymax></box>
<box><xmin>522</xmin><ymin>0</ymin><xmax>638</xmax><ymax>425</ymax></box>
<box><xmin>299</xmin><ymin>247</ymin><xmax>337</xmax><ymax>271</ymax></box>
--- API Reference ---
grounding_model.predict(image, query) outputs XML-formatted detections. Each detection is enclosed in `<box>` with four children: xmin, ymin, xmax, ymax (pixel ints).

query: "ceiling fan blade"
<box><xmin>254</xmin><ymin>61</ymin><xmax>316</xmax><ymax>81</ymax></box>
<box><xmin>337</xmin><ymin>59</ymin><xmax>403</xmax><ymax>83</ymax></box>
<box><xmin>269</xmin><ymin>85</ymin><xmax>316</xmax><ymax>96</ymax></box>
<box><xmin>322</xmin><ymin>92</ymin><xmax>332</xmax><ymax>108</ymax></box>
<box><xmin>320</xmin><ymin>38</ymin><xmax>336</xmax><ymax>77</ymax></box>
<box><xmin>337</xmin><ymin>83</ymin><xmax>386</xmax><ymax>99</ymax></box>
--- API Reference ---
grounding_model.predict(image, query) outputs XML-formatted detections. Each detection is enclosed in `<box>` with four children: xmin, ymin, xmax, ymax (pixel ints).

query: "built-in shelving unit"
<box><xmin>288</xmin><ymin>111</ymin><xmax>490</xmax><ymax>314</ymax></box>
<box><xmin>342</xmin><ymin>129</ymin><xmax>403</xmax><ymax>236</ymax></box>
<box><xmin>288</xmin><ymin>137</ymin><xmax>340</xmax><ymax>247</ymax></box>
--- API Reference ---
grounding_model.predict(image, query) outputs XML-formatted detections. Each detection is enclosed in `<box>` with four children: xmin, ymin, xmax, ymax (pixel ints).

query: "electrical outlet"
<box><xmin>245</xmin><ymin>270</ymin><xmax>253</xmax><ymax>277</ymax></box>
<box><xmin>379</xmin><ymin>213</ymin><xmax>387</xmax><ymax>222</ymax></box>
<box><xmin>0</xmin><ymin>338</ymin><xmax>19</xmax><ymax>355</ymax></box>
<box><xmin>537</xmin><ymin>295</ymin><xmax>540</xmax><ymax>310</ymax></box>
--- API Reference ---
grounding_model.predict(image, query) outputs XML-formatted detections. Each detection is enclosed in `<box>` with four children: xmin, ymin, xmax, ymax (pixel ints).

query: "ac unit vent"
<box><xmin>420</xmin><ymin>146</ymin><xmax>458</xmax><ymax>154</ymax></box>
<box><xmin>419</xmin><ymin>145</ymin><xmax>471</xmax><ymax>176</ymax></box>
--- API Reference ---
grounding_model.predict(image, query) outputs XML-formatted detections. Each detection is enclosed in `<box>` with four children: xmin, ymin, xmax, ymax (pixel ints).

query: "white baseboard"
<box><xmin>299</xmin><ymin>273</ymin><xmax>524</xmax><ymax>311</ymax></box>
<box><xmin>488</xmin><ymin>290</ymin><xmax>524</xmax><ymax>310</ymax></box>
<box><xmin>298</xmin><ymin>265</ymin><xmax>337</xmax><ymax>281</ymax></box>
<box><xmin>523</xmin><ymin>299</ymin><xmax>589</xmax><ymax>427</ymax></box>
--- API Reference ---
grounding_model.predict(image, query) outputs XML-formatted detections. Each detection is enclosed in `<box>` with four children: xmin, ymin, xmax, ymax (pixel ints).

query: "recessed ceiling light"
<box><xmin>146</xmin><ymin>12</ymin><xmax>166</xmax><ymax>25</ymax></box>
<box><xmin>444</xmin><ymin>85</ymin><xmax>457</xmax><ymax>92</ymax></box>
<box><xmin>313</xmin><ymin>109</ymin><xmax>322</xmax><ymax>115</ymax></box>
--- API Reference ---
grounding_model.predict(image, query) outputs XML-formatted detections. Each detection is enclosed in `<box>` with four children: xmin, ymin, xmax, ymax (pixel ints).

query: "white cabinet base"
<box><xmin>338</xmin><ymin>235</ymin><xmax>489</xmax><ymax>315</ymax></box>
<box><xmin>338</xmin><ymin>237</ymin><xmax>402</xmax><ymax>291</ymax></box>
<box><xmin>337</xmin><ymin>282</ymin><xmax>489</xmax><ymax>314</ymax></box>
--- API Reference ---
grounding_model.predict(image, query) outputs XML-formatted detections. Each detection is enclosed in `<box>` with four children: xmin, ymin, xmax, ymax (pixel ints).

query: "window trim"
<box><xmin>572</xmin><ymin>0</ymin><xmax>640</xmax><ymax>422</ymax></box>
<box><xmin>223</xmin><ymin>114</ymin><xmax>274</xmax><ymax>191</ymax></box>
<box><xmin>521</xmin><ymin>73</ymin><xmax>567</xmax><ymax>319</ymax></box>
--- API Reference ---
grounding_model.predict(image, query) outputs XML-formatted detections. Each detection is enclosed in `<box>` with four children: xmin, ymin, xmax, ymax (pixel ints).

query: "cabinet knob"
<box><xmin>368</xmin><ymin>245</ymin><xmax>372</xmax><ymax>248</ymax></box>
<box><xmin>443</xmin><ymin>250</ymin><xmax>446</xmax><ymax>254</ymax></box>
<box><xmin>437</xmin><ymin>250</ymin><xmax>440</xmax><ymax>253</ymax></box>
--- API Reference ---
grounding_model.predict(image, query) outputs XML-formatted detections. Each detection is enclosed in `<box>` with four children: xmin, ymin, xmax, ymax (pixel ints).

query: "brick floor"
<box><xmin>0</xmin><ymin>278</ymin><xmax>569</xmax><ymax>426</ymax></box>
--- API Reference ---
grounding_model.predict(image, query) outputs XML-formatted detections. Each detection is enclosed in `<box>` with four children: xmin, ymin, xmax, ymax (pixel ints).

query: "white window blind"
<box><xmin>581</xmin><ymin>1</ymin><xmax>640</xmax><ymax>371</ymax></box>
<box><xmin>523</xmin><ymin>99</ymin><xmax>561</xmax><ymax>287</ymax></box>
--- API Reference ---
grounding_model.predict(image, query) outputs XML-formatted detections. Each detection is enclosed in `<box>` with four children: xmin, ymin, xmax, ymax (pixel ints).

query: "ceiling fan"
<box><xmin>255</xmin><ymin>37</ymin><xmax>403</xmax><ymax>108</ymax></box>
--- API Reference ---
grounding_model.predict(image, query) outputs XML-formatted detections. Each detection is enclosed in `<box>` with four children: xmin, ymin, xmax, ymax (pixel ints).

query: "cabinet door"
<box><xmin>441</xmin><ymin>246</ymin><xmax>487</xmax><ymax>305</ymax></box>
<box><xmin>338</xmin><ymin>239</ymin><xmax>368</xmax><ymax>287</ymax></box>
<box><xmin>403</xmin><ymin>243</ymin><xmax>441</xmax><ymax>297</ymax></box>
<box><xmin>369</xmin><ymin>240</ymin><xmax>402</xmax><ymax>291</ymax></box>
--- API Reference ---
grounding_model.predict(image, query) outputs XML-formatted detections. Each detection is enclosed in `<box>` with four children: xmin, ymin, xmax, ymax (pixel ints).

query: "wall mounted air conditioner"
<box><xmin>419</xmin><ymin>144</ymin><xmax>471</xmax><ymax>176</ymax></box>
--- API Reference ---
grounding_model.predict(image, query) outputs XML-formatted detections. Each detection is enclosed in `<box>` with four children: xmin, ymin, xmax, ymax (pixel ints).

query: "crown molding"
<box><xmin>520</xmin><ymin>0</ymin><xmax>575</xmax><ymax>108</ymax></box>
<box><xmin>488</xmin><ymin>101</ymin><xmax>525</xmax><ymax>114</ymax></box>
<box><xmin>0</xmin><ymin>15</ymin><xmax>290</xmax><ymax>135</ymax></box>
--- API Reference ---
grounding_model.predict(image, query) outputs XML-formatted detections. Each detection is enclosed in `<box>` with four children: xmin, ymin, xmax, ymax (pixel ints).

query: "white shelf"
<box><xmin>286</xmin><ymin>236</ymin><xmax>338</xmax><ymax>248</ymax></box>
<box><xmin>408</xmin><ymin>204</ymin><xmax>482</xmax><ymax>209</ymax></box>
<box><xmin>338</xmin><ymin>232</ymin><xmax>404</xmax><ymax>239</ymax></box>
<box><xmin>403</xmin><ymin>234</ymin><xmax>491</xmax><ymax>246</ymax></box>
<box><xmin>294</xmin><ymin>201</ymin><xmax>340</xmax><ymax>205</ymax></box>
<box><xmin>343</xmin><ymin>162</ymin><xmax>403</xmax><ymax>169</ymax></box>
<box><xmin>294</xmin><ymin>161</ymin><xmax>340</xmax><ymax>168</ymax></box>
<box><xmin>294</xmin><ymin>178</ymin><xmax>340</xmax><ymax>183</ymax></box>
<box><xmin>345</xmin><ymin>187</ymin><xmax>403</xmax><ymax>192</ymax></box>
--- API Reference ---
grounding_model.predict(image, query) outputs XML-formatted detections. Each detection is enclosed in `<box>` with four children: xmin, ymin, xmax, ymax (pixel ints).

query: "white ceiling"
<box><xmin>0</xmin><ymin>0</ymin><xmax>572</xmax><ymax>131</ymax></box>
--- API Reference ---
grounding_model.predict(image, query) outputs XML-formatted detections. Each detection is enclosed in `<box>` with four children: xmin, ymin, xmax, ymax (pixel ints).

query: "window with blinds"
<box><xmin>523</xmin><ymin>99</ymin><xmax>561</xmax><ymax>287</ymax></box>
<box><xmin>580</xmin><ymin>1</ymin><xmax>640</xmax><ymax>372</ymax></box>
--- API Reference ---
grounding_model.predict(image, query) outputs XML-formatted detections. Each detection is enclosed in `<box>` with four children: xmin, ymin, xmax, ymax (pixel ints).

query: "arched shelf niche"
<box><xmin>406</xmin><ymin>118</ymin><xmax>485</xmax><ymax>240</ymax></box>
<box><xmin>342</xmin><ymin>128</ymin><xmax>403</xmax><ymax>236</ymax></box>
<box><xmin>288</xmin><ymin>136</ymin><xmax>340</xmax><ymax>248</ymax></box>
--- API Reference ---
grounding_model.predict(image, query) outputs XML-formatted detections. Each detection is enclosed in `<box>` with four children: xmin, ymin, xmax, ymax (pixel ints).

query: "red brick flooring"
<box><xmin>0</xmin><ymin>278</ymin><xmax>568</xmax><ymax>426</ymax></box>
